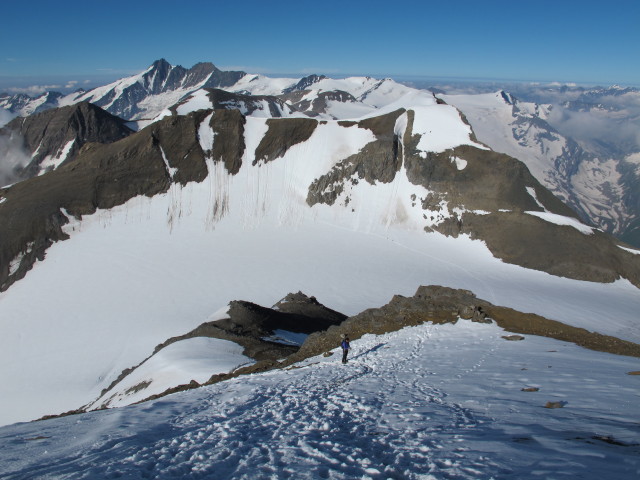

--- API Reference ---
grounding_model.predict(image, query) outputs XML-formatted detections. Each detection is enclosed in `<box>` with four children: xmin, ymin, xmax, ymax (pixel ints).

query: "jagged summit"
<box><xmin>282</xmin><ymin>74</ymin><xmax>328</xmax><ymax>93</ymax></box>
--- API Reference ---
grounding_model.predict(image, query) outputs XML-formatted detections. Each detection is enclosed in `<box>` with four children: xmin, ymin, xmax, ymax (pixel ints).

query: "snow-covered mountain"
<box><xmin>0</xmin><ymin>91</ymin><xmax>63</xmax><ymax>117</ymax></box>
<box><xmin>3</xmin><ymin>60</ymin><xmax>639</xmax><ymax>248</ymax></box>
<box><xmin>1</xmin><ymin>60</ymin><xmax>639</xmax><ymax>445</ymax></box>
<box><xmin>443</xmin><ymin>89</ymin><xmax>640</xmax><ymax>247</ymax></box>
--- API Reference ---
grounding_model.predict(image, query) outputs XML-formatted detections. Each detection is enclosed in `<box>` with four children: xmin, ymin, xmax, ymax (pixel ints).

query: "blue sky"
<box><xmin>1</xmin><ymin>0</ymin><xmax>639</xmax><ymax>93</ymax></box>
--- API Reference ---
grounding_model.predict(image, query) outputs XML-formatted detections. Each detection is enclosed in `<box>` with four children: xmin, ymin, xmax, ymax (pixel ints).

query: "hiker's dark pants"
<box><xmin>342</xmin><ymin>348</ymin><xmax>348</xmax><ymax>363</ymax></box>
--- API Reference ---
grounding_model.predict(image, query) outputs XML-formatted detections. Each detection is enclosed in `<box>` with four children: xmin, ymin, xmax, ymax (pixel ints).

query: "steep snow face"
<box><xmin>1</xmin><ymin>321</ymin><xmax>638</xmax><ymax>479</ymax></box>
<box><xmin>1</xmin><ymin>109</ymin><xmax>640</xmax><ymax>428</ymax></box>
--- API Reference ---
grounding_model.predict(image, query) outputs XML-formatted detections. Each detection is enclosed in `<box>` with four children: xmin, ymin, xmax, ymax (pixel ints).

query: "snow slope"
<box><xmin>1</xmin><ymin>320</ymin><xmax>638</xmax><ymax>479</ymax></box>
<box><xmin>1</xmin><ymin>108</ymin><xmax>640</xmax><ymax>427</ymax></box>
<box><xmin>88</xmin><ymin>338</ymin><xmax>254</xmax><ymax>410</ymax></box>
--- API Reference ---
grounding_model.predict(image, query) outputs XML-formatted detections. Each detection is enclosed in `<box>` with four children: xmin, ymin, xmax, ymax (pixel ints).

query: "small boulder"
<box><xmin>502</xmin><ymin>335</ymin><xmax>525</xmax><ymax>341</ymax></box>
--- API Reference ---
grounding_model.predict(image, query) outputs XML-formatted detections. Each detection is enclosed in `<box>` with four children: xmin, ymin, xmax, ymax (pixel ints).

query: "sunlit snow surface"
<box><xmin>1</xmin><ymin>321</ymin><xmax>638</xmax><ymax>479</ymax></box>
<box><xmin>1</xmin><ymin>110</ymin><xmax>640</xmax><ymax>427</ymax></box>
<box><xmin>88</xmin><ymin>338</ymin><xmax>254</xmax><ymax>410</ymax></box>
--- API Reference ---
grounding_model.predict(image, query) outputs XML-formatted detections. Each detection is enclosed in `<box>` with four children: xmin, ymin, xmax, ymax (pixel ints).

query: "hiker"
<box><xmin>340</xmin><ymin>334</ymin><xmax>350</xmax><ymax>364</ymax></box>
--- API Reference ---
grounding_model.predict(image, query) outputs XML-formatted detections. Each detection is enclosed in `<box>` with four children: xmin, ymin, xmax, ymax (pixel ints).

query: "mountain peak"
<box><xmin>282</xmin><ymin>74</ymin><xmax>327</xmax><ymax>93</ymax></box>
<box><xmin>150</xmin><ymin>58</ymin><xmax>171</xmax><ymax>69</ymax></box>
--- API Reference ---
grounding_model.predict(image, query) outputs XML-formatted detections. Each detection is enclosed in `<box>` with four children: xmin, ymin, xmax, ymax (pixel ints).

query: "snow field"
<box><xmin>1</xmin><ymin>117</ymin><xmax>640</xmax><ymax>426</ymax></box>
<box><xmin>1</xmin><ymin>90</ymin><xmax>640</xmax><ymax>427</ymax></box>
<box><xmin>1</xmin><ymin>320</ymin><xmax>638</xmax><ymax>479</ymax></box>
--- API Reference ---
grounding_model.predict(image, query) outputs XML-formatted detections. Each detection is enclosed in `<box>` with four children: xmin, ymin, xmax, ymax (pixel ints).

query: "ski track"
<box><xmin>2</xmin><ymin>324</ymin><xmax>639</xmax><ymax>479</ymax></box>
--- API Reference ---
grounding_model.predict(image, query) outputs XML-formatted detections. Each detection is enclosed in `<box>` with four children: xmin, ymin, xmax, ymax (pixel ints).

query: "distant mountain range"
<box><xmin>2</xmin><ymin>59</ymin><xmax>638</xmax><ymax>246</ymax></box>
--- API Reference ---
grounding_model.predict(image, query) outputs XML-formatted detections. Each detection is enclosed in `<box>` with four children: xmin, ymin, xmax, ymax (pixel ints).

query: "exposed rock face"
<box><xmin>1</xmin><ymin>102</ymin><xmax>133</xmax><ymax>179</ymax></box>
<box><xmin>307</xmin><ymin>109</ymin><xmax>404</xmax><ymax>205</ymax></box>
<box><xmin>272</xmin><ymin>291</ymin><xmax>347</xmax><ymax>325</ymax></box>
<box><xmin>459</xmin><ymin>212</ymin><xmax>640</xmax><ymax>286</ymax></box>
<box><xmin>254</xmin><ymin>118</ymin><xmax>317</xmax><ymax>164</ymax></box>
<box><xmin>282</xmin><ymin>90</ymin><xmax>359</xmax><ymax>116</ymax></box>
<box><xmin>208</xmin><ymin>109</ymin><xmax>246</xmax><ymax>175</ymax></box>
<box><xmin>215</xmin><ymin>293</ymin><xmax>347</xmax><ymax>339</ymax></box>
<box><xmin>404</xmin><ymin>145</ymin><xmax>577</xmax><ymax>217</ymax></box>
<box><xmin>282</xmin><ymin>74</ymin><xmax>327</xmax><ymax>94</ymax></box>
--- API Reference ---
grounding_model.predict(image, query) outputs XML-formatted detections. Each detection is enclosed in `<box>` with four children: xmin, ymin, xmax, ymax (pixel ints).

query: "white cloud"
<box><xmin>0</xmin><ymin>108</ymin><xmax>16</xmax><ymax>127</ymax></box>
<box><xmin>6</xmin><ymin>85</ymin><xmax>61</xmax><ymax>95</ymax></box>
<box><xmin>0</xmin><ymin>131</ymin><xmax>30</xmax><ymax>187</ymax></box>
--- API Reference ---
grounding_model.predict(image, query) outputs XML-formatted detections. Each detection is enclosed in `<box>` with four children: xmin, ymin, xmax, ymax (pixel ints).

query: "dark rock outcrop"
<box><xmin>281</xmin><ymin>90</ymin><xmax>358</xmax><ymax>116</ymax></box>
<box><xmin>254</xmin><ymin>118</ymin><xmax>317</xmax><ymax>164</ymax></box>
<box><xmin>307</xmin><ymin>109</ymin><xmax>405</xmax><ymax>205</ymax></box>
<box><xmin>282</xmin><ymin>74</ymin><xmax>327</xmax><ymax>94</ymax></box>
